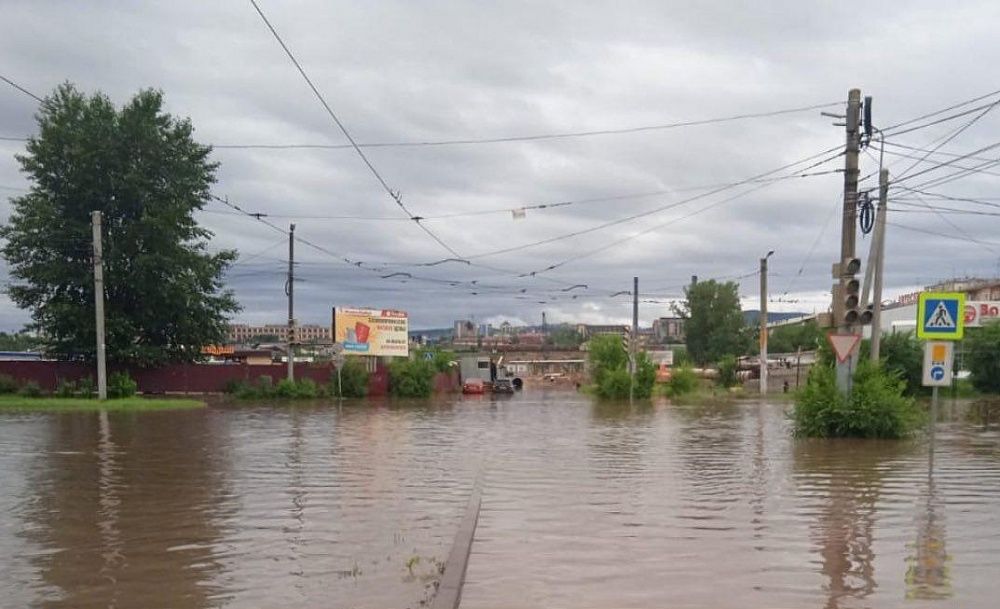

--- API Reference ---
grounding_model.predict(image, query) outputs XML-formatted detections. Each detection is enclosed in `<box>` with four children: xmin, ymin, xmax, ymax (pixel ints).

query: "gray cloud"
<box><xmin>2</xmin><ymin>0</ymin><xmax>1000</xmax><ymax>331</ymax></box>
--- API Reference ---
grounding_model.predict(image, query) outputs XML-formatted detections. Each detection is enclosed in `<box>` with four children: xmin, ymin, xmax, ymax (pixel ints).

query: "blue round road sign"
<box><xmin>930</xmin><ymin>365</ymin><xmax>946</xmax><ymax>381</ymax></box>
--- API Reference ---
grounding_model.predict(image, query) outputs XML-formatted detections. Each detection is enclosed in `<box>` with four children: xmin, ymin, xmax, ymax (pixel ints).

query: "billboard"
<box><xmin>332</xmin><ymin>307</ymin><xmax>409</xmax><ymax>357</ymax></box>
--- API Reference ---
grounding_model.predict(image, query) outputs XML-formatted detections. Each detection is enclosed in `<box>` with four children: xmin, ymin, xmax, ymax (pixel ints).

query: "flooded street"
<box><xmin>1</xmin><ymin>390</ymin><xmax>999</xmax><ymax>608</ymax></box>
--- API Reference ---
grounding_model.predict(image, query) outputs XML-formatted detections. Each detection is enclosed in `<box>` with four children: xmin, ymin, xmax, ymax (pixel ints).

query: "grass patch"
<box><xmin>0</xmin><ymin>395</ymin><xmax>205</xmax><ymax>412</ymax></box>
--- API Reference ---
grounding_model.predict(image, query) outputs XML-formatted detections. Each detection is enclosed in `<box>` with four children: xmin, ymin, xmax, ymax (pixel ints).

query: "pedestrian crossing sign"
<box><xmin>917</xmin><ymin>292</ymin><xmax>965</xmax><ymax>340</ymax></box>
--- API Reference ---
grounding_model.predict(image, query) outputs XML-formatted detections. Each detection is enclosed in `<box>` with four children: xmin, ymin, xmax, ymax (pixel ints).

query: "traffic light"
<box><xmin>832</xmin><ymin>257</ymin><xmax>862</xmax><ymax>326</ymax></box>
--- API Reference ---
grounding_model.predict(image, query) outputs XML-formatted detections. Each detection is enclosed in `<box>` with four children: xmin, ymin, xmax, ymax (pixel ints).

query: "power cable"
<box><xmin>0</xmin><ymin>74</ymin><xmax>42</xmax><ymax>103</ymax></box>
<box><xmin>209</xmin><ymin>101</ymin><xmax>843</xmax><ymax>150</ymax></box>
<box><xmin>454</xmin><ymin>146</ymin><xmax>844</xmax><ymax>262</ymax></box>
<box><xmin>247</xmin><ymin>0</ymin><xmax>462</xmax><ymax>258</ymax></box>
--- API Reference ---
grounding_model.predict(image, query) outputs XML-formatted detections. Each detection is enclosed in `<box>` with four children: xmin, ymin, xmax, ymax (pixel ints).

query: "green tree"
<box><xmin>880</xmin><ymin>331</ymin><xmax>923</xmax><ymax>396</ymax></box>
<box><xmin>767</xmin><ymin>321</ymin><xmax>825</xmax><ymax>354</ymax></box>
<box><xmin>587</xmin><ymin>335</ymin><xmax>655</xmax><ymax>399</ymax></box>
<box><xmin>966</xmin><ymin>321</ymin><xmax>1000</xmax><ymax>394</ymax></box>
<box><xmin>0</xmin><ymin>331</ymin><xmax>41</xmax><ymax>352</ymax></box>
<box><xmin>673</xmin><ymin>280</ymin><xmax>749</xmax><ymax>365</ymax></box>
<box><xmin>389</xmin><ymin>357</ymin><xmax>435</xmax><ymax>398</ymax></box>
<box><xmin>1</xmin><ymin>84</ymin><xmax>238</xmax><ymax>365</ymax></box>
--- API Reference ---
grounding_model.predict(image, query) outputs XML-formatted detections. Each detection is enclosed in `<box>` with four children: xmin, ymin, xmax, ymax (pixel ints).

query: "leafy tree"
<box><xmin>767</xmin><ymin>321</ymin><xmax>825</xmax><ymax>354</ymax></box>
<box><xmin>673</xmin><ymin>280</ymin><xmax>750</xmax><ymax>365</ymax></box>
<box><xmin>966</xmin><ymin>321</ymin><xmax>1000</xmax><ymax>394</ymax></box>
<box><xmin>0</xmin><ymin>331</ymin><xmax>41</xmax><ymax>352</ymax></box>
<box><xmin>588</xmin><ymin>335</ymin><xmax>655</xmax><ymax>399</ymax></box>
<box><xmin>1</xmin><ymin>84</ymin><xmax>238</xmax><ymax>365</ymax></box>
<box><xmin>880</xmin><ymin>331</ymin><xmax>923</xmax><ymax>396</ymax></box>
<box><xmin>389</xmin><ymin>357</ymin><xmax>435</xmax><ymax>398</ymax></box>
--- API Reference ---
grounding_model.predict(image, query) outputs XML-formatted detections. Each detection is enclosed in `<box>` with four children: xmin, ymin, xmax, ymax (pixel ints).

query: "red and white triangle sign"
<box><xmin>827</xmin><ymin>333</ymin><xmax>861</xmax><ymax>363</ymax></box>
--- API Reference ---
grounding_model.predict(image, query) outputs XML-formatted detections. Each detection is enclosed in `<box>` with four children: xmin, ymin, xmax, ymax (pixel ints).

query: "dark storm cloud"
<box><xmin>2</xmin><ymin>0</ymin><xmax>1000</xmax><ymax>330</ymax></box>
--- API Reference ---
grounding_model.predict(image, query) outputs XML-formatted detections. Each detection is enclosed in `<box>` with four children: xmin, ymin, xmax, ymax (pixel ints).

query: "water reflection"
<box><xmin>1</xmin><ymin>396</ymin><xmax>998</xmax><ymax>608</ymax></box>
<box><xmin>19</xmin><ymin>410</ymin><xmax>230</xmax><ymax>609</ymax></box>
<box><xmin>906</xmin><ymin>442</ymin><xmax>952</xmax><ymax>600</ymax></box>
<box><xmin>794</xmin><ymin>439</ymin><xmax>911</xmax><ymax>609</ymax></box>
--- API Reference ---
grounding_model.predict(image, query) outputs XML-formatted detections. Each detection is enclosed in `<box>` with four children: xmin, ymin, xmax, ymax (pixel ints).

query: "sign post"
<box><xmin>917</xmin><ymin>292</ymin><xmax>965</xmax><ymax>438</ymax></box>
<box><xmin>922</xmin><ymin>341</ymin><xmax>955</xmax><ymax>438</ymax></box>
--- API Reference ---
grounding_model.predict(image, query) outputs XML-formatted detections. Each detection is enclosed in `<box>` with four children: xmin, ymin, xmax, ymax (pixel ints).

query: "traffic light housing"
<box><xmin>832</xmin><ymin>258</ymin><xmax>862</xmax><ymax>326</ymax></box>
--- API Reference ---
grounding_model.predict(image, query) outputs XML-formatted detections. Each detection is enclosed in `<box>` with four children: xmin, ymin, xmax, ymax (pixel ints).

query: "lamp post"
<box><xmin>760</xmin><ymin>250</ymin><xmax>774</xmax><ymax>396</ymax></box>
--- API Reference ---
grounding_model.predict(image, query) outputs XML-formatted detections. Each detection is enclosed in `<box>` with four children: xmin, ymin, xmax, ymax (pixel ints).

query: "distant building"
<box><xmin>652</xmin><ymin>317</ymin><xmax>685</xmax><ymax>342</ymax></box>
<box><xmin>454</xmin><ymin>320</ymin><xmax>477</xmax><ymax>339</ymax></box>
<box><xmin>227</xmin><ymin>323</ymin><xmax>331</xmax><ymax>344</ymax></box>
<box><xmin>576</xmin><ymin>324</ymin><xmax>626</xmax><ymax>339</ymax></box>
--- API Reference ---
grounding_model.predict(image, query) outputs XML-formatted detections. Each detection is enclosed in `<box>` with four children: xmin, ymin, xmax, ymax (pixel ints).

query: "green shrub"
<box><xmin>18</xmin><ymin>381</ymin><xmax>43</xmax><ymax>397</ymax></box>
<box><xmin>107</xmin><ymin>372</ymin><xmax>138</xmax><ymax>398</ymax></box>
<box><xmin>632</xmin><ymin>352</ymin><xmax>657</xmax><ymax>399</ymax></box>
<box><xmin>596</xmin><ymin>368</ymin><xmax>632</xmax><ymax>399</ymax></box>
<box><xmin>416</xmin><ymin>348</ymin><xmax>457</xmax><ymax>373</ymax></box>
<box><xmin>334</xmin><ymin>357</ymin><xmax>369</xmax><ymax>398</ymax></box>
<box><xmin>792</xmin><ymin>358</ymin><xmax>922</xmax><ymax>438</ymax></box>
<box><xmin>588</xmin><ymin>336</ymin><xmax>656</xmax><ymax>399</ymax></box>
<box><xmin>76</xmin><ymin>376</ymin><xmax>95</xmax><ymax>398</ymax></box>
<box><xmin>389</xmin><ymin>357</ymin><xmax>435</xmax><ymax>398</ymax></box>
<box><xmin>55</xmin><ymin>378</ymin><xmax>76</xmax><ymax>398</ymax></box>
<box><xmin>0</xmin><ymin>374</ymin><xmax>19</xmax><ymax>394</ymax></box>
<box><xmin>880</xmin><ymin>331</ymin><xmax>923</xmax><ymax>395</ymax></box>
<box><xmin>966</xmin><ymin>322</ymin><xmax>1000</xmax><ymax>394</ymax></box>
<box><xmin>716</xmin><ymin>355</ymin><xmax>739</xmax><ymax>388</ymax></box>
<box><xmin>222</xmin><ymin>378</ymin><xmax>247</xmax><ymax>394</ymax></box>
<box><xmin>666</xmin><ymin>365</ymin><xmax>699</xmax><ymax>397</ymax></box>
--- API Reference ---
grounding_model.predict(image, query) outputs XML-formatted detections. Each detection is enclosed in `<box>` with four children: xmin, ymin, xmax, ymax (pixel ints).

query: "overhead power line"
<box><xmin>209</xmin><ymin>101</ymin><xmax>843</xmax><ymax>150</ymax></box>
<box><xmin>0</xmin><ymin>74</ymin><xmax>42</xmax><ymax>103</ymax></box>
<box><xmin>247</xmin><ymin>0</ymin><xmax>462</xmax><ymax>258</ymax></box>
<box><xmin>455</xmin><ymin>145</ymin><xmax>844</xmax><ymax>262</ymax></box>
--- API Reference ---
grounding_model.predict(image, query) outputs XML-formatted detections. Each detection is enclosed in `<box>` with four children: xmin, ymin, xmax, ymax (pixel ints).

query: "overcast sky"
<box><xmin>2</xmin><ymin>0</ymin><xmax>1000</xmax><ymax>331</ymax></box>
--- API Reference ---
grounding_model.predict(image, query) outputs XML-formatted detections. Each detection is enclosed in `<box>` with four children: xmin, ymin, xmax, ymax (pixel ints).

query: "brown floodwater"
<box><xmin>1</xmin><ymin>390</ymin><xmax>998</xmax><ymax>609</ymax></box>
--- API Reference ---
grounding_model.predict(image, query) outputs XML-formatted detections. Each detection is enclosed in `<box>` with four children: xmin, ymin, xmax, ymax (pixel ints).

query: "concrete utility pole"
<box><xmin>91</xmin><ymin>211</ymin><xmax>108</xmax><ymax>400</ymax></box>
<box><xmin>870</xmin><ymin>169</ymin><xmax>889</xmax><ymax>361</ymax></box>
<box><xmin>759</xmin><ymin>251</ymin><xmax>773</xmax><ymax>395</ymax></box>
<box><xmin>286</xmin><ymin>223</ymin><xmax>296</xmax><ymax>382</ymax></box>
<box><xmin>630</xmin><ymin>276</ymin><xmax>638</xmax><ymax>401</ymax></box>
<box><xmin>835</xmin><ymin>88</ymin><xmax>862</xmax><ymax>393</ymax></box>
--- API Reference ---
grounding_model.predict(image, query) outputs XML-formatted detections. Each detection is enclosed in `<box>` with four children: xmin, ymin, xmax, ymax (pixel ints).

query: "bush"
<box><xmin>334</xmin><ymin>357</ymin><xmax>369</xmax><ymax>398</ymax></box>
<box><xmin>717</xmin><ymin>355</ymin><xmax>739</xmax><ymax>388</ymax></box>
<box><xmin>966</xmin><ymin>322</ymin><xmax>1000</xmax><ymax>394</ymax></box>
<box><xmin>18</xmin><ymin>381</ymin><xmax>43</xmax><ymax>397</ymax></box>
<box><xmin>389</xmin><ymin>357</ymin><xmax>435</xmax><ymax>398</ymax></box>
<box><xmin>107</xmin><ymin>371</ymin><xmax>138</xmax><ymax>399</ymax></box>
<box><xmin>880</xmin><ymin>331</ymin><xmax>923</xmax><ymax>395</ymax></box>
<box><xmin>792</xmin><ymin>358</ymin><xmax>922</xmax><ymax>438</ymax></box>
<box><xmin>55</xmin><ymin>378</ymin><xmax>76</xmax><ymax>398</ymax></box>
<box><xmin>666</xmin><ymin>365</ymin><xmax>699</xmax><ymax>397</ymax></box>
<box><xmin>76</xmin><ymin>376</ymin><xmax>95</xmax><ymax>398</ymax></box>
<box><xmin>233</xmin><ymin>375</ymin><xmax>323</xmax><ymax>399</ymax></box>
<box><xmin>0</xmin><ymin>374</ymin><xmax>19</xmax><ymax>394</ymax></box>
<box><xmin>417</xmin><ymin>348</ymin><xmax>457</xmax><ymax>373</ymax></box>
<box><xmin>596</xmin><ymin>368</ymin><xmax>632</xmax><ymax>399</ymax></box>
<box><xmin>588</xmin><ymin>336</ymin><xmax>656</xmax><ymax>399</ymax></box>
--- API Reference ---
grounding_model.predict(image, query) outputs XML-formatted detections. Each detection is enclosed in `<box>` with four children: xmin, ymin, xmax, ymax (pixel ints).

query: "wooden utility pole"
<box><xmin>91</xmin><ymin>211</ymin><xmax>108</xmax><ymax>400</ymax></box>
<box><xmin>287</xmin><ymin>223</ymin><xmax>296</xmax><ymax>382</ymax></box>
<box><xmin>870</xmin><ymin>168</ymin><xmax>889</xmax><ymax>361</ymax></box>
<box><xmin>759</xmin><ymin>253</ymin><xmax>770</xmax><ymax>395</ymax></box>
<box><xmin>835</xmin><ymin>88</ymin><xmax>862</xmax><ymax>393</ymax></box>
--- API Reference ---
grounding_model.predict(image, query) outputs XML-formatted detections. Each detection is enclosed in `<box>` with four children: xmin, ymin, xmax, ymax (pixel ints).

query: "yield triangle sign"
<box><xmin>927</xmin><ymin>301</ymin><xmax>957</xmax><ymax>329</ymax></box>
<box><xmin>827</xmin><ymin>333</ymin><xmax>861</xmax><ymax>363</ymax></box>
